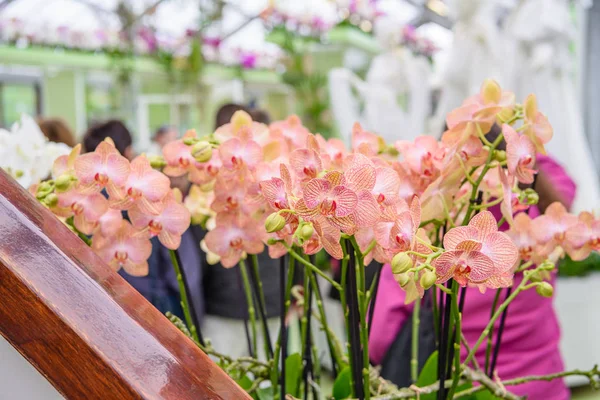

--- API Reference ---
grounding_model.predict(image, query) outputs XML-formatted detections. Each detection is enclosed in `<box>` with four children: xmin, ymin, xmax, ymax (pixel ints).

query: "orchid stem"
<box><xmin>169</xmin><ymin>249</ymin><xmax>202</xmax><ymax>346</ymax></box>
<box><xmin>287</xmin><ymin>247</ymin><xmax>342</xmax><ymax>292</ymax></box>
<box><xmin>411</xmin><ymin>297</ymin><xmax>421</xmax><ymax>383</ymax></box>
<box><xmin>239</xmin><ymin>260</ymin><xmax>258</xmax><ymax>359</ymax></box>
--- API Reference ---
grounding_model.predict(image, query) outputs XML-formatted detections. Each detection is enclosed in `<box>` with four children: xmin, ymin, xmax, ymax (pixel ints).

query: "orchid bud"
<box><xmin>299</xmin><ymin>223</ymin><xmax>314</xmax><ymax>241</ymax></box>
<box><xmin>420</xmin><ymin>271</ymin><xmax>437</xmax><ymax>290</ymax></box>
<box><xmin>391</xmin><ymin>252</ymin><xmax>413</xmax><ymax>275</ymax></box>
<box><xmin>396</xmin><ymin>273</ymin><xmax>411</xmax><ymax>287</ymax></box>
<box><xmin>148</xmin><ymin>155</ymin><xmax>167</xmax><ymax>169</ymax></box>
<box><xmin>183</xmin><ymin>137</ymin><xmax>198</xmax><ymax>146</ymax></box>
<box><xmin>36</xmin><ymin>181</ymin><xmax>54</xmax><ymax>199</ymax></box>
<box><xmin>494</xmin><ymin>150</ymin><xmax>507</xmax><ymax>162</ymax></box>
<box><xmin>54</xmin><ymin>174</ymin><xmax>75</xmax><ymax>193</ymax></box>
<box><xmin>265</xmin><ymin>212</ymin><xmax>286</xmax><ymax>233</ymax></box>
<box><xmin>14</xmin><ymin>170</ymin><xmax>24</xmax><ymax>178</ymax></box>
<box><xmin>529</xmin><ymin>270</ymin><xmax>542</xmax><ymax>282</ymax></box>
<box><xmin>536</xmin><ymin>282</ymin><xmax>554</xmax><ymax>298</ymax></box>
<box><xmin>192</xmin><ymin>141</ymin><xmax>213</xmax><ymax>163</ymax></box>
<box><xmin>538</xmin><ymin>260</ymin><xmax>555</xmax><ymax>271</ymax></box>
<box><xmin>525</xmin><ymin>189</ymin><xmax>539</xmax><ymax>205</ymax></box>
<box><xmin>43</xmin><ymin>193</ymin><xmax>59</xmax><ymax>208</ymax></box>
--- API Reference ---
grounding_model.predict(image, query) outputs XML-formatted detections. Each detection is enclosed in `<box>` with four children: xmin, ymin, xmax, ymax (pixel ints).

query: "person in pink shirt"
<box><xmin>369</xmin><ymin>154</ymin><xmax>575</xmax><ymax>400</ymax></box>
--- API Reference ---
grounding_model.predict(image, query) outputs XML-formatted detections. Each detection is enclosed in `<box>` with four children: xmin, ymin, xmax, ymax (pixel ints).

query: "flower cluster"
<box><xmin>36</xmin><ymin>140</ymin><xmax>190</xmax><ymax>276</ymax></box>
<box><xmin>167</xmin><ymin>79</ymin><xmax>598</xmax><ymax>301</ymax></box>
<box><xmin>32</xmin><ymin>79</ymin><xmax>600</xmax><ymax>305</ymax></box>
<box><xmin>0</xmin><ymin>114</ymin><xmax>71</xmax><ymax>189</ymax></box>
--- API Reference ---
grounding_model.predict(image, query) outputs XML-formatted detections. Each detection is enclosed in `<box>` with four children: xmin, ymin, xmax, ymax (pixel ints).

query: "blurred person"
<box><xmin>147</xmin><ymin>125</ymin><xmax>178</xmax><ymax>156</ymax></box>
<box><xmin>83</xmin><ymin>119</ymin><xmax>204</xmax><ymax>324</ymax></box>
<box><xmin>199</xmin><ymin>103</ymin><xmax>281</xmax><ymax>359</ymax></box>
<box><xmin>83</xmin><ymin>120</ymin><xmax>134</xmax><ymax>160</ymax></box>
<box><xmin>37</xmin><ymin>117</ymin><xmax>77</xmax><ymax>147</ymax></box>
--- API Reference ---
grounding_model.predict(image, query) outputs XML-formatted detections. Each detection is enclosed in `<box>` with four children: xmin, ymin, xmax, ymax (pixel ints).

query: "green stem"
<box><xmin>485</xmin><ymin>289</ymin><xmax>502</xmax><ymax>374</ymax></box>
<box><xmin>169</xmin><ymin>250</ymin><xmax>200</xmax><ymax>344</ymax></box>
<box><xmin>301</xmin><ymin>263</ymin><xmax>310</xmax><ymax>395</ymax></box>
<box><xmin>250</xmin><ymin>254</ymin><xmax>274</xmax><ymax>361</ymax></box>
<box><xmin>432</xmin><ymin>287</ymin><xmax>439</xmax><ymax>343</ymax></box>
<box><xmin>411</xmin><ymin>297</ymin><xmax>421</xmax><ymax>382</ymax></box>
<box><xmin>271</xmin><ymin>256</ymin><xmax>296</xmax><ymax>397</ymax></box>
<box><xmin>447</xmin><ymin>284</ymin><xmax>462</xmax><ymax>399</ymax></box>
<box><xmin>250</xmin><ymin>254</ymin><xmax>269</xmax><ymax>321</ymax></box>
<box><xmin>287</xmin><ymin>247</ymin><xmax>342</xmax><ymax>291</ymax></box>
<box><xmin>350</xmin><ymin>237</ymin><xmax>371</xmax><ymax>400</ymax></box>
<box><xmin>461</xmin><ymin>132</ymin><xmax>504</xmax><ymax>226</ymax></box>
<box><xmin>307</xmin><ymin>267</ymin><xmax>344</xmax><ymax>374</ymax></box>
<box><xmin>340</xmin><ymin>239</ymin><xmax>355</xmax><ymax>396</ymax></box>
<box><xmin>239</xmin><ymin>260</ymin><xmax>258</xmax><ymax>358</ymax></box>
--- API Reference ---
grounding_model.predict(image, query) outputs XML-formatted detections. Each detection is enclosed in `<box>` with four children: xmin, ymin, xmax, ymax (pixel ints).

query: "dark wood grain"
<box><xmin>0</xmin><ymin>170</ymin><xmax>251</xmax><ymax>400</ymax></box>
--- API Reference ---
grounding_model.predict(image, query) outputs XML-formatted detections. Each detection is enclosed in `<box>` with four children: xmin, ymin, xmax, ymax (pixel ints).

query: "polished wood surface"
<box><xmin>0</xmin><ymin>170</ymin><xmax>250</xmax><ymax>400</ymax></box>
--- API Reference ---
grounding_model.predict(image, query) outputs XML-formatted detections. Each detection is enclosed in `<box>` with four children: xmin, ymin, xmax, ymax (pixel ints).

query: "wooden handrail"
<box><xmin>0</xmin><ymin>170</ymin><xmax>251</xmax><ymax>400</ymax></box>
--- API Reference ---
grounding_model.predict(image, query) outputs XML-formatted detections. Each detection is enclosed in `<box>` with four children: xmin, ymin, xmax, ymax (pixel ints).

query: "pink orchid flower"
<box><xmin>299</xmin><ymin>163</ymin><xmax>380</xmax><ymax>234</ymax></box>
<box><xmin>260</xmin><ymin>177</ymin><xmax>290</xmax><ymax>211</ymax></box>
<box><xmin>565</xmin><ymin>212</ymin><xmax>600</xmax><ymax>261</ymax></box>
<box><xmin>188</xmin><ymin>150</ymin><xmax>222</xmax><ymax>185</ymax></box>
<box><xmin>435</xmin><ymin>211</ymin><xmax>518</xmax><ymax>288</ymax></box>
<box><xmin>219</xmin><ymin>128</ymin><xmax>263</xmax><ymax>170</ymax></box>
<box><xmin>313</xmin><ymin>217</ymin><xmax>344</xmax><ymax>260</ymax></box>
<box><xmin>95</xmin><ymin>208</ymin><xmax>123</xmax><ymax>237</ymax></box>
<box><xmin>373</xmin><ymin>197</ymin><xmax>420</xmax><ymax>263</ymax></box>
<box><xmin>503</xmin><ymin>124</ymin><xmax>537</xmax><ymax>184</ymax></box>
<box><xmin>212</xmin><ymin>175</ymin><xmax>262</xmax><ymax>215</ymax></box>
<box><xmin>444</xmin><ymin>80</ymin><xmax>513</xmax><ymax>146</ymax></box>
<box><xmin>92</xmin><ymin>221</ymin><xmax>152</xmax><ymax>277</ymax></box>
<box><xmin>162</xmin><ymin>130</ymin><xmax>201</xmax><ymax>178</ymax></box>
<box><xmin>498</xmin><ymin>165</ymin><xmax>515</xmax><ymax>225</ymax></box>
<box><xmin>351</xmin><ymin>123</ymin><xmax>383</xmax><ymax>156</ymax></box>
<box><xmin>52</xmin><ymin>144</ymin><xmax>81</xmax><ymax>178</ymax></box>
<box><xmin>269</xmin><ymin>115</ymin><xmax>310</xmax><ymax>149</ymax></box>
<box><xmin>532</xmin><ymin>202</ymin><xmax>578</xmax><ymax>254</ymax></box>
<box><xmin>129</xmin><ymin>191</ymin><xmax>191</xmax><ymax>250</ymax></box>
<box><xmin>506</xmin><ymin>212</ymin><xmax>539</xmax><ymax>263</ymax></box>
<box><xmin>299</xmin><ymin>171</ymin><xmax>358</xmax><ymax>233</ymax></box>
<box><xmin>289</xmin><ymin>147</ymin><xmax>322</xmax><ymax>181</ymax></box>
<box><xmin>109</xmin><ymin>155</ymin><xmax>171</xmax><ymax>215</ymax></box>
<box><xmin>396</xmin><ymin>136</ymin><xmax>440</xmax><ymax>177</ymax></box>
<box><xmin>74</xmin><ymin>141</ymin><xmax>130</xmax><ymax>194</ymax></box>
<box><xmin>372</xmin><ymin>166</ymin><xmax>401</xmax><ymax>206</ymax></box>
<box><xmin>204</xmin><ymin>213</ymin><xmax>265</xmax><ymax>268</ymax></box>
<box><xmin>523</xmin><ymin>94</ymin><xmax>553</xmax><ymax>154</ymax></box>
<box><xmin>215</xmin><ymin>110</ymin><xmax>270</xmax><ymax>144</ymax></box>
<box><xmin>315</xmin><ymin>135</ymin><xmax>347</xmax><ymax>170</ymax></box>
<box><xmin>54</xmin><ymin>190</ymin><xmax>109</xmax><ymax>235</ymax></box>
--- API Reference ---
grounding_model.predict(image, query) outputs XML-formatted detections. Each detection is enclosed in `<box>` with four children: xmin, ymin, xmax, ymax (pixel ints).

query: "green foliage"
<box><xmin>236</xmin><ymin>374</ymin><xmax>254</xmax><ymax>391</ymax></box>
<box><xmin>416</xmin><ymin>351</ymin><xmax>439</xmax><ymax>400</ymax></box>
<box><xmin>332</xmin><ymin>366</ymin><xmax>352</xmax><ymax>399</ymax></box>
<box><xmin>271</xmin><ymin>24</ymin><xmax>333</xmax><ymax>137</ymax></box>
<box><xmin>256</xmin><ymin>387</ymin><xmax>274</xmax><ymax>400</ymax></box>
<box><xmin>285</xmin><ymin>353</ymin><xmax>303</xmax><ymax>398</ymax></box>
<box><xmin>558</xmin><ymin>253</ymin><xmax>600</xmax><ymax>277</ymax></box>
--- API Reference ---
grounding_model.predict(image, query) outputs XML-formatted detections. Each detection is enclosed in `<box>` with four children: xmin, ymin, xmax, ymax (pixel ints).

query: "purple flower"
<box><xmin>240</xmin><ymin>52</ymin><xmax>257</xmax><ymax>69</ymax></box>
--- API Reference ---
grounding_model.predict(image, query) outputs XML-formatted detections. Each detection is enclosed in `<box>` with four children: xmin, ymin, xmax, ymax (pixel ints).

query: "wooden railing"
<box><xmin>0</xmin><ymin>170</ymin><xmax>250</xmax><ymax>400</ymax></box>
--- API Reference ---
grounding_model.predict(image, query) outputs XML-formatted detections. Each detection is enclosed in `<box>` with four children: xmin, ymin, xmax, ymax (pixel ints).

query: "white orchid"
<box><xmin>0</xmin><ymin>114</ymin><xmax>72</xmax><ymax>188</ymax></box>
